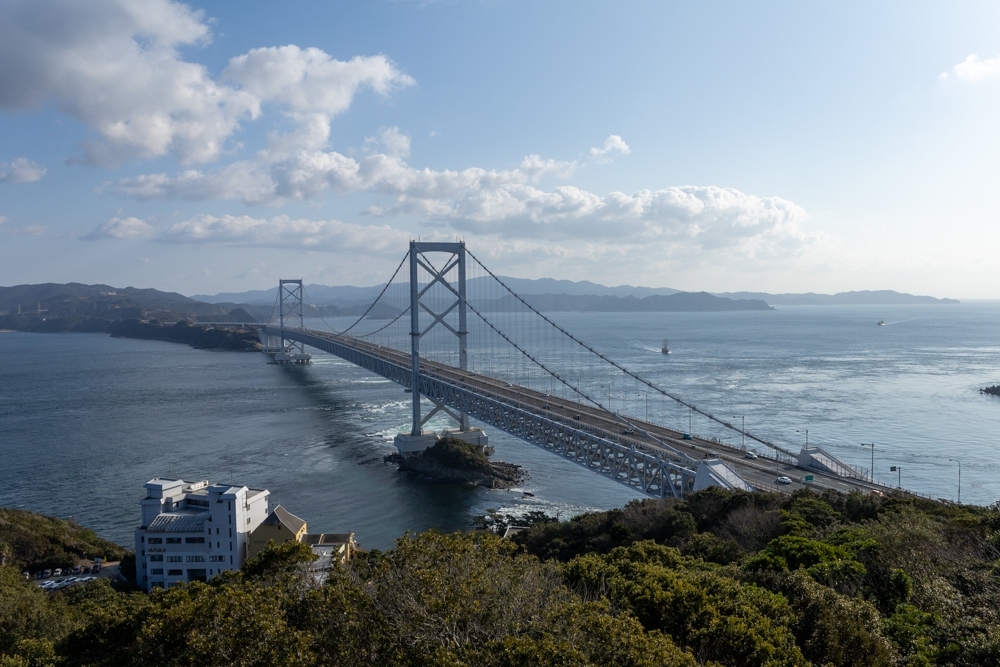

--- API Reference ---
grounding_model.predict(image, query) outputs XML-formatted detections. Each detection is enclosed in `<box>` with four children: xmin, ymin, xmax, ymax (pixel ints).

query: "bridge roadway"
<box><xmin>265</xmin><ymin>326</ymin><xmax>891</xmax><ymax>498</ymax></box>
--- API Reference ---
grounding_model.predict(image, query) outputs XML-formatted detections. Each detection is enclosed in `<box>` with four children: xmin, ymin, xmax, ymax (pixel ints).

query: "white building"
<box><xmin>134</xmin><ymin>478</ymin><xmax>270</xmax><ymax>591</ymax></box>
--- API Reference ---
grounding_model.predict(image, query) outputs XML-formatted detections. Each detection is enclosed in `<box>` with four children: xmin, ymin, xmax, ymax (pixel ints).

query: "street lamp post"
<box><xmin>733</xmin><ymin>415</ymin><xmax>745</xmax><ymax>450</ymax></box>
<box><xmin>861</xmin><ymin>443</ymin><xmax>875</xmax><ymax>482</ymax></box>
<box><xmin>949</xmin><ymin>458</ymin><xmax>962</xmax><ymax>503</ymax></box>
<box><xmin>891</xmin><ymin>465</ymin><xmax>902</xmax><ymax>489</ymax></box>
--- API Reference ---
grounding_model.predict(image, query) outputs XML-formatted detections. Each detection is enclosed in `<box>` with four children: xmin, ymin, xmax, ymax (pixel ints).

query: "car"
<box><xmin>621</xmin><ymin>429</ymin><xmax>634</xmax><ymax>435</ymax></box>
<box><xmin>42</xmin><ymin>569</ymin><xmax>52</xmax><ymax>578</ymax></box>
<box><xmin>572</xmin><ymin>415</ymin><xmax>581</xmax><ymax>421</ymax></box>
<box><xmin>35</xmin><ymin>572</ymin><xmax>43</xmax><ymax>580</ymax></box>
<box><xmin>52</xmin><ymin>568</ymin><xmax>62</xmax><ymax>577</ymax></box>
<box><xmin>22</xmin><ymin>571</ymin><xmax>30</xmax><ymax>580</ymax></box>
<box><xmin>745</xmin><ymin>451</ymin><xmax>758</xmax><ymax>459</ymax></box>
<box><xmin>776</xmin><ymin>476</ymin><xmax>792</xmax><ymax>485</ymax></box>
<box><xmin>92</xmin><ymin>564</ymin><xmax>101</xmax><ymax>573</ymax></box>
<box><xmin>73</xmin><ymin>565</ymin><xmax>82</xmax><ymax>575</ymax></box>
<box><xmin>82</xmin><ymin>566</ymin><xmax>91</xmax><ymax>574</ymax></box>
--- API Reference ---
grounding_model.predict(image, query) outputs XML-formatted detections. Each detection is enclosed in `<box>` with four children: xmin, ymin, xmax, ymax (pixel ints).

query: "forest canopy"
<box><xmin>2</xmin><ymin>487</ymin><xmax>999</xmax><ymax>667</ymax></box>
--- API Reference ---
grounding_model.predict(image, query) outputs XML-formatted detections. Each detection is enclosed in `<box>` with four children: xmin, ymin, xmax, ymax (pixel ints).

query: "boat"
<box><xmin>876</xmin><ymin>320</ymin><xmax>885</xmax><ymax>326</ymax></box>
<box><xmin>661</xmin><ymin>338</ymin><xmax>670</xmax><ymax>354</ymax></box>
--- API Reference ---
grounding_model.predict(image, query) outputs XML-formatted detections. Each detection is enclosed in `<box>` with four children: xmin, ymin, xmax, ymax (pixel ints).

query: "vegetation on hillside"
<box><xmin>0</xmin><ymin>509</ymin><xmax>127</xmax><ymax>572</ymax></box>
<box><xmin>2</xmin><ymin>488</ymin><xmax>1000</xmax><ymax>666</ymax></box>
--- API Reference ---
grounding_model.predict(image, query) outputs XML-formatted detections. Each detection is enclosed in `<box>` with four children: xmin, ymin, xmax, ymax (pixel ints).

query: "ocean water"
<box><xmin>2</xmin><ymin>302</ymin><xmax>999</xmax><ymax>549</ymax></box>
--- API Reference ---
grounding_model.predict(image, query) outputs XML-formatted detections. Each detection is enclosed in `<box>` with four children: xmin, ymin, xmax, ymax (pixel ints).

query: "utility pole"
<box><xmin>861</xmin><ymin>443</ymin><xmax>875</xmax><ymax>482</ymax></box>
<box><xmin>890</xmin><ymin>465</ymin><xmax>901</xmax><ymax>489</ymax></box>
<box><xmin>734</xmin><ymin>415</ymin><xmax>745</xmax><ymax>450</ymax></box>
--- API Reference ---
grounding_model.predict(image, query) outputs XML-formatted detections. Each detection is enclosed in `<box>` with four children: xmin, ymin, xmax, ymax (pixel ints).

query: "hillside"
<box><xmin>2</xmin><ymin>489</ymin><xmax>998</xmax><ymax>666</ymax></box>
<box><xmin>0</xmin><ymin>283</ymin><xmax>272</xmax><ymax>334</ymax></box>
<box><xmin>0</xmin><ymin>508</ymin><xmax>126</xmax><ymax>571</ymax></box>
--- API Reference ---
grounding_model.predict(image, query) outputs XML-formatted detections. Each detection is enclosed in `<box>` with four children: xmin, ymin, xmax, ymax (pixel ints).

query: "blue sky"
<box><xmin>2</xmin><ymin>0</ymin><xmax>1000</xmax><ymax>297</ymax></box>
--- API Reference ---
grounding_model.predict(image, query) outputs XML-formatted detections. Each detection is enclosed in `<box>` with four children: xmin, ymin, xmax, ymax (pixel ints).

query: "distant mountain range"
<box><xmin>714</xmin><ymin>290</ymin><xmax>959</xmax><ymax>306</ymax></box>
<box><xmin>192</xmin><ymin>277</ymin><xmax>683</xmax><ymax>307</ymax></box>
<box><xmin>194</xmin><ymin>279</ymin><xmax>959</xmax><ymax>310</ymax></box>
<box><xmin>0</xmin><ymin>281</ymin><xmax>959</xmax><ymax>333</ymax></box>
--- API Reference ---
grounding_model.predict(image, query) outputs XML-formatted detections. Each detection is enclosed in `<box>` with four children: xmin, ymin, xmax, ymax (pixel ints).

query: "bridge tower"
<box><xmin>276</xmin><ymin>279</ymin><xmax>310</xmax><ymax>363</ymax></box>
<box><xmin>395</xmin><ymin>241</ymin><xmax>485</xmax><ymax>455</ymax></box>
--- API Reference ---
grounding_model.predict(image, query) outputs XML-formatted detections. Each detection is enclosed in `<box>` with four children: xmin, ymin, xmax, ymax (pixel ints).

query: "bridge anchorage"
<box><xmin>259</xmin><ymin>241</ymin><xmax>885</xmax><ymax>499</ymax></box>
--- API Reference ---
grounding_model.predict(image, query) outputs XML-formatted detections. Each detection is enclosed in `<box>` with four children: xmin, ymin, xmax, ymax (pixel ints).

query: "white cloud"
<box><xmin>941</xmin><ymin>53</ymin><xmax>1000</xmax><ymax>82</ymax></box>
<box><xmin>0</xmin><ymin>216</ymin><xmax>7</xmax><ymax>225</ymax></box>
<box><xmin>0</xmin><ymin>157</ymin><xmax>47</xmax><ymax>183</ymax></box>
<box><xmin>110</xmin><ymin>135</ymin><xmax>627</xmax><ymax>204</ymax></box>
<box><xmin>587</xmin><ymin>134</ymin><xmax>630</xmax><ymax>161</ymax></box>
<box><xmin>159</xmin><ymin>214</ymin><xmax>421</xmax><ymax>254</ymax></box>
<box><xmin>85</xmin><ymin>216</ymin><xmax>155</xmax><ymax>239</ymax></box>
<box><xmin>0</xmin><ymin>0</ymin><xmax>413</xmax><ymax>165</ymax></box>
<box><xmin>363</xmin><ymin>126</ymin><xmax>412</xmax><ymax>158</ymax></box>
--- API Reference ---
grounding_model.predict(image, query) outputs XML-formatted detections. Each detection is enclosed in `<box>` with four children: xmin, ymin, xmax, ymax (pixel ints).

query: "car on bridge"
<box><xmin>776</xmin><ymin>476</ymin><xmax>792</xmax><ymax>485</ymax></box>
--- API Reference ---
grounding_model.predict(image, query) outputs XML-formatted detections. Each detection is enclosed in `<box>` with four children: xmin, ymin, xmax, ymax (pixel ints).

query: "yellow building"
<box><xmin>247</xmin><ymin>505</ymin><xmax>307</xmax><ymax>558</ymax></box>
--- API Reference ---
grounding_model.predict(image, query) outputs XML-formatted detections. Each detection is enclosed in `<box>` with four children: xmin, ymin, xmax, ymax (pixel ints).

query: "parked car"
<box><xmin>92</xmin><ymin>564</ymin><xmax>101</xmax><ymax>573</ymax></box>
<box><xmin>776</xmin><ymin>476</ymin><xmax>792</xmax><ymax>485</ymax></box>
<box><xmin>42</xmin><ymin>569</ymin><xmax>52</xmax><ymax>578</ymax></box>
<box><xmin>22</xmin><ymin>571</ymin><xmax>30</xmax><ymax>580</ymax></box>
<box><xmin>52</xmin><ymin>568</ymin><xmax>62</xmax><ymax>577</ymax></box>
<box><xmin>72</xmin><ymin>565</ymin><xmax>82</xmax><ymax>575</ymax></box>
<box><xmin>82</xmin><ymin>566</ymin><xmax>91</xmax><ymax>574</ymax></box>
<box><xmin>35</xmin><ymin>572</ymin><xmax>43</xmax><ymax>580</ymax></box>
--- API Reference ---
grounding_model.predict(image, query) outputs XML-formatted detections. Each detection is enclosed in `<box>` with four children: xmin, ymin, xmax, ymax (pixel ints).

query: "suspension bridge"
<box><xmin>258</xmin><ymin>241</ymin><xmax>888</xmax><ymax>499</ymax></box>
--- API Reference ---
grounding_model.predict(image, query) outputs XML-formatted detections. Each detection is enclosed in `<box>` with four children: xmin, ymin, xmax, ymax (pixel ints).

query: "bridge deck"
<box><xmin>266</xmin><ymin>326</ymin><xmax>894</xmax><ymax>498</ymax></box>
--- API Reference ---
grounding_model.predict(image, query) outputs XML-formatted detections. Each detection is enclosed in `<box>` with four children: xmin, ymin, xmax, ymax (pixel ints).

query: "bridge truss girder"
<box><xmin>263</xmin><ymin>326</ymin><xmax>696</xmax><ymax>498</ymax></box>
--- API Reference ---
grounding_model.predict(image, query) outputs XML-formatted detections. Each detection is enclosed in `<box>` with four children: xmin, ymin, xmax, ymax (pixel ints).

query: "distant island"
<box><xmin>714</xmin><ymin>289</ymin><xmax>960</xmax><ymax>306</ymax></box>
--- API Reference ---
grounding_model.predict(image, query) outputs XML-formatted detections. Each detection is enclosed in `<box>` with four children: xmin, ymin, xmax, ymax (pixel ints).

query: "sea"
<box><xmin>2</xmin><ymin>302</ymin><xmax>999</xmax><ymax>550</ymax></box>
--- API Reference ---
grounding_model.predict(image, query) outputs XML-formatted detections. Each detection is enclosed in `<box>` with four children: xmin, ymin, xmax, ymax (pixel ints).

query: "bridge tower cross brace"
<box><xmin>409</xmin><ymin>241</ymin><xmax>469</xmax><ymax>436</ymax></box>
<box><xmin>278</xmin><ymin>279</ymin><xmax>305</xmax><ymax>356</ymax></box>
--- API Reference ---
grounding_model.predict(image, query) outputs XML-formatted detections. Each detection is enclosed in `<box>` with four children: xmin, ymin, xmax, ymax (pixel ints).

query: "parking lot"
<box><xmin>27</xmin><ymin>560</ymin><xmax>122</xmax><ymax>592</ymax></box>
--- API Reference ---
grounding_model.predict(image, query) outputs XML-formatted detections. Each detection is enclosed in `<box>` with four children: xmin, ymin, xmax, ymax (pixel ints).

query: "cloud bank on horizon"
<box><xmin>1</xmin><ymin>0</ymin><xmax>997</xmax><ymax>295</ymax></box>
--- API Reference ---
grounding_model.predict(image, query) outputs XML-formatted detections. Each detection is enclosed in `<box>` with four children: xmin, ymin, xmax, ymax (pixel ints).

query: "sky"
<box><xmin>2</xmin><ymin>0</ymin><xmax>1000</xmax><ymax>298</ymax></box>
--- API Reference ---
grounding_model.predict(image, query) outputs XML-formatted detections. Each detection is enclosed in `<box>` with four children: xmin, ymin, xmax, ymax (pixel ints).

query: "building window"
<box><xmin>167</xmin><ymin>556</ymin><xmax>183</xmax><ymax>563</ymax></box>
<box><xmin>141</xmin><ymin>536</ymin><xmax>145</xmax><ymax>543</ymax></box>
<box><xmin>165</xmin><ymin>537</ymin><xmax>181</xmax><ymax>544</ymax></box>
<box><xmin>229</xmin><ymin>542</ymin><xmax>233</xmax><ymax>551</ymax></box>
<box><xmin>148</xmin><ymin>538</ymin><xmax>163</xmax><ymax>544</ymax></box>
<box><xmin>229</xmin><ymin>529</ymin><xmax>232</xmax><ymax>538</ymax></box>
<box><xmin>149</xmin><ymin>555</ymin><xmax>163</xmax><ymax>562</ymax></box>
<box><xmin>151</xmin><ymin>568</ymin><xmax>163</xmax><ymax>575</ymax></box>
<box><xmin>187</xmin><ymin>556</ymin><xmax>206</xmax><ymax>562</ymax></box>
<box><xmin>247</xmin><ymin>517</ymin><xmax>251</xmax><ymax>524</ymax></box>
<box><xmin>185</xmin><ymin>537</ymin><xmax>205</xmax><ymax>544</ymax></box>
<box><xmin>230</xmin><ymin>555</ymin><xmax>233</xmax><ymax>564</ymax></box>
<box><xmin>167</xmin><ymin>569</ymin><xmax>183</xmax><ymax>576</ymax></box>
<box><xmin>209</xmin><ymin>555</ymin><xmax>225</xmax><ymax>562</ymax></box>
<box><xmin>142</xmin><ymin>562</ymin><xmax>146</xmax><ymax>569</ymax></box>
